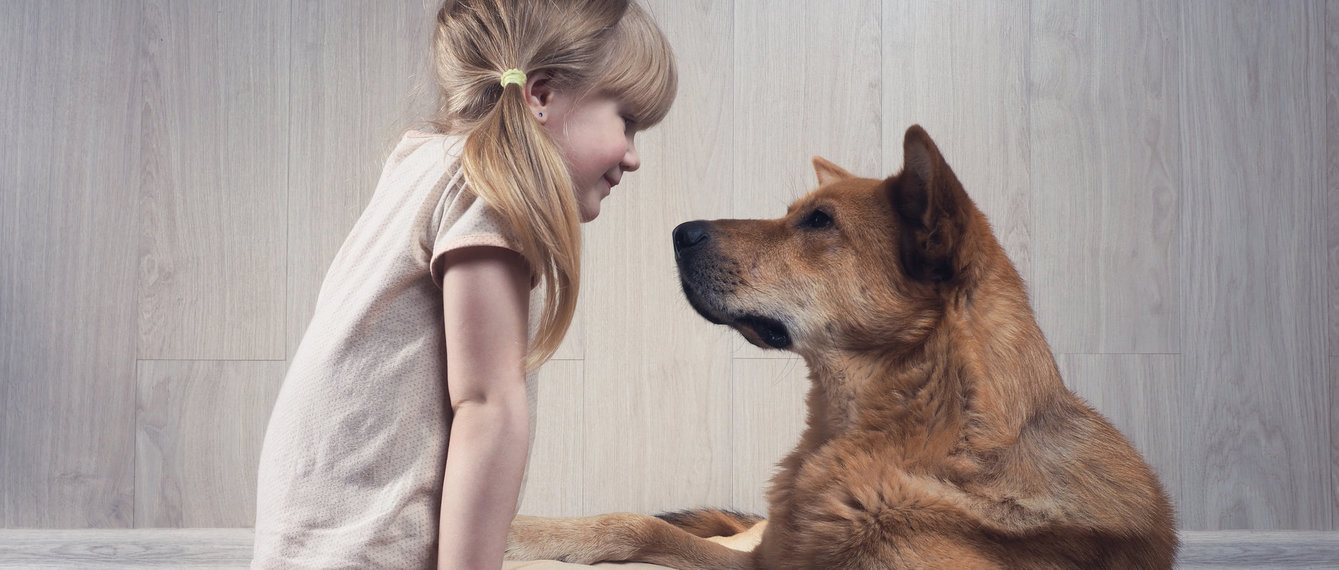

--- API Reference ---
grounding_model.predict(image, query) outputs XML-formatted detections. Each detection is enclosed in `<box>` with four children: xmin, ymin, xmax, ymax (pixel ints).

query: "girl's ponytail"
<box><xmin>460</xmin><ymin>77</ymin><xmax>580</xmax><ymax>371</ymax></box>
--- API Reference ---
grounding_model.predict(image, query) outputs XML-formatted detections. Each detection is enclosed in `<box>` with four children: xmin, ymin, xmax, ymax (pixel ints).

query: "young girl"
<box><xmin>251</xmin><ymin>1</ymin><xmax>677</xmax><ymax>567</ymax></box>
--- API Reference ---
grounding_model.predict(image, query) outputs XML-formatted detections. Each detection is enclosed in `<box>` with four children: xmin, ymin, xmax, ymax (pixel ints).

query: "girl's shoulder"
<box><xmin>402</xmin><ymin>129</ymin><xmax>440</xmax><ymax>140</ymax></box>
<box><xmin>386</xmin><ymin>129</ymin><xmax>466</xmax><ymax>173</ymax></box>
<box><xmin>399</xmin><ymin>128</ymin><xmax>461</xmax><ymax>149</ymax></box>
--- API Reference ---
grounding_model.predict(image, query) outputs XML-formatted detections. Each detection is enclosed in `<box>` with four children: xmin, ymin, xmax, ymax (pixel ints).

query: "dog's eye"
<box><xmin>801</xmin><ymin>209</ymin><xmax>833</xmax><ymax>229</ymax></box>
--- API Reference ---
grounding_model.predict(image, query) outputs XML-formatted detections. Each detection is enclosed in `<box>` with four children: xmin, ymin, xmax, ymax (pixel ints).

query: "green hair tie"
<box><xmin>500</xmin><ymin>68</ymin><xmax>526</xmax><ymax>88</ymax></box>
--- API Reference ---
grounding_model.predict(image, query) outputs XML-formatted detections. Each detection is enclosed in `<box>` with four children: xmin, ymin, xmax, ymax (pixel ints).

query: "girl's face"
<box><xmin>539</xmin><ymin>93</ymin><xmax>640</xmax><ymax>222</ymax></box>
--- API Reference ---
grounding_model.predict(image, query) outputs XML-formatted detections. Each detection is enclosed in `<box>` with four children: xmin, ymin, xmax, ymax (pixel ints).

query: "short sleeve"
<box><xmin>428</xmin><ymin>178</ymin><xmax>529</xmax><ymax>288</ymax></box>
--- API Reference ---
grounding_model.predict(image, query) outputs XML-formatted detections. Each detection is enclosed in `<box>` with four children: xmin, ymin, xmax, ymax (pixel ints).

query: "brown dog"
<box><xmin>506</xmin><ymin>125</ymin><xmax>1177</xmax><ymax>569</ymax></box>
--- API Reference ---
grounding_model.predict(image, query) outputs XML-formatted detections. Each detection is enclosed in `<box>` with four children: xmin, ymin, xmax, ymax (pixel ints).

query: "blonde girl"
<box><xmin>251</xmin><ymin>1</ymin><xmax>676</xmax><ymax>567</ymax></box>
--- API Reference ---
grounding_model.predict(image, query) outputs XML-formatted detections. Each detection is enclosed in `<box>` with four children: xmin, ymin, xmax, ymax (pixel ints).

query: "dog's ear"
<box><xmin>812</xmin><ymin>156</ymin><xmax>854</xmax><ymax>186</ymax></box>
<box><xmin>886</xmin><ymin>125</ymin><xmax>970</xmax><ymax>283</ymax></box>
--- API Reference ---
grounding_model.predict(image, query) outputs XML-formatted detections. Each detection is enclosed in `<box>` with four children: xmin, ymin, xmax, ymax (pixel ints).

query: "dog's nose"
<box><xmin>673</xmin><ymin>221</ymin><xmax>710</xmax><ymax>253</ymax></box>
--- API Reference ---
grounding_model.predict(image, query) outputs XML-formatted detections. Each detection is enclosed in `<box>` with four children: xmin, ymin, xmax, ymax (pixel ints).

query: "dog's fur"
<box><xmin>506</xmin><ymin>126</ymin><xmax>1177</xmax><ymax>569</ymax></box>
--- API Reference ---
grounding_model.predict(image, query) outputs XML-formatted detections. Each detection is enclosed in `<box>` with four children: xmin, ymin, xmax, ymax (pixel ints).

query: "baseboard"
<box><xmin>0</xmin><ymin>528</ymin><xmax>1335</xmax><ymax>568</ymax></box>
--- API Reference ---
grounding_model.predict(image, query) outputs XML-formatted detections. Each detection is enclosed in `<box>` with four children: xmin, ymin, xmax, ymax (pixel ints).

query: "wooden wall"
<box><xmin>1</xmin><ymin>0</ymin><xmax>1334</xmax><ymax>532</ymax></box>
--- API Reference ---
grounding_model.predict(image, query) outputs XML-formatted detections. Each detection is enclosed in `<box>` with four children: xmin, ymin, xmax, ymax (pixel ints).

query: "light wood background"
<box><xmin>1</xmin><ymin>0</ymin><xmax>1335</xmax><ymax>533</ymax></box>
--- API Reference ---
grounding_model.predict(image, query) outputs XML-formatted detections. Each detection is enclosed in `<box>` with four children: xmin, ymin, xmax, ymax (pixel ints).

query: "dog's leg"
<box><xmin>507</xmin><ymin>513</ymin><xmax>754</xmax><ymax>569</ymax></box>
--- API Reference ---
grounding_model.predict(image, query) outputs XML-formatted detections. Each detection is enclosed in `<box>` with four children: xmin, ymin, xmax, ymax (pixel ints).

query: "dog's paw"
<box><xmin>705</xmin><ymin>520</ymin><xmax>767</xmax><ymax>552</ymax></box>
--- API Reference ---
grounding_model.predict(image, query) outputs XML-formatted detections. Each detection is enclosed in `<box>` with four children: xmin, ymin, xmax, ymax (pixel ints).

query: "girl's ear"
<box><xmin>524</xmin><ymin>71</ymin><xmax>555</xmax><ymax>124</ymax></box>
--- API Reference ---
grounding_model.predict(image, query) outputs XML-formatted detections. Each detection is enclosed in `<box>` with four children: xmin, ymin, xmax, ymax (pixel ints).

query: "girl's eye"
<box><xmin>622</xmin><ymin>115</ymin><xmax>637</xmax><ymax>131</ymax></box>
<box><xmin>801</xmin><ymin>209</ymin><xmax>833</xmax><ymax>229</ymax></box>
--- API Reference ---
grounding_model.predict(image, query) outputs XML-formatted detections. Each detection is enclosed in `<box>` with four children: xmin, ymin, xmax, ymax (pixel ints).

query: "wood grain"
<box><xmin>1056</xmin><ymin>355</ymin><xmax>1182</xmax><ymax>515</ymax></box>
<box><xmin>0</xmin><ymin>528</ymin><xmax>255</xmax><ymax>569</ymax></box>
<box><xmin>731</xmin><ymin>0</ymin><xmax>809</xmax><ymax>222</ymax></box>
<box><xmin>518</xmin><ymin>361</ymin><xmax>585</xmax><ymax>517</ymax></box>
<box><xmin>0</xmin><ymin>0</ymin><xmax>142</xmax><ymax>528</ymax></box>
<box><xmin>1178</xmin><ymin>0</ymin><xmax>1330</xmax><ymax>530</ymax></box>
<box><xmin>134</xmin><ymin>360</ymin><xmax>285</xmax><ymax>528</ymax></box>
<box><xmin>1031</xmin><ymin>0</ymin><xmax>1181</xmax><ymax>354</ymax></box>
<box><xmin>881</xmin><ymin>0</ymin><xmax>1033</xmax><ymax>288</ymax></box>
<box><xmin>1175</xmin><ymin>530</ymin><xmax>1339</xmax><ymax>568</ymax></box>
<box><xmin>729</xmin><ymin>358</ymin><xmax>810</xmax><ymax>516</ymax></box>
<box><xmin>578</xmin><ymin>0</ymin><xmax>735</xmax><ymax>515</ymax></box>
<box><xmin>137</xmin><ymin>0</ymin><xmax>289</xmax><ymax>360</ymax></box>
<box><xmin>1330</xmin><ymin>0</ymin><xmax>1339</xmax><ymax>361</ymax></box>
<box><xmin>801</xmin><ymin>0</ymin><xmax>883</xmax><ymax>181</ymax></box>
<box><xmin>285</xmin><ymin>0</ymin><xmax>440</xmax><ymax>358</ymax></box>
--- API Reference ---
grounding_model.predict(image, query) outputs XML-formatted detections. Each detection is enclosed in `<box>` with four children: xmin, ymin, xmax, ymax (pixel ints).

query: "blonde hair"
<box><xmin>432</xmin><ymin>0</ymin><xmax>677</xmax><ymax>370</ymax></box>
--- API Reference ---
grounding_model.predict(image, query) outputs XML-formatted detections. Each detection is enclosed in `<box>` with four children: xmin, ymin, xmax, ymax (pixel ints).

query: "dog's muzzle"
<box><xmin>672</xmin><ymin>220</ymin><xmax>724</xmax><ymax>324</ymax></box>
<box><xmin>672</xmin><ymin>221</ymin><xmax>792</xmax><ymax>350</ymax></box>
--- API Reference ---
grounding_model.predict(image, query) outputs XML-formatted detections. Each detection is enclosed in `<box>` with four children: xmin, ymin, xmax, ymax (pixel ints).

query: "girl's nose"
<box><xmin>622</xmin><ymin>139</ymin><xmax>641</xmax><ymax>172</ymax></box>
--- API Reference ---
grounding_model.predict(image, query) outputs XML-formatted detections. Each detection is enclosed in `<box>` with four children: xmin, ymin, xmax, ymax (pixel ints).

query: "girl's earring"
<box><xmin>538</xmin><ymin>112</ymin><xmax>544</xmax><ymax>119</ymax></box>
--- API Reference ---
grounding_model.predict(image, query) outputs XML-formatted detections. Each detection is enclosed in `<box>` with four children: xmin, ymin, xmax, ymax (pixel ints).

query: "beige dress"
<box><xmin>252</xmin><ymin>131</ymin><xmax>539</xmax><ymax>569</ymax></box>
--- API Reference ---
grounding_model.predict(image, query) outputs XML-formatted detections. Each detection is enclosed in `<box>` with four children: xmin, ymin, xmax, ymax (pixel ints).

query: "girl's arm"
<box><xmin>438</xmin><ymin>246</ymin><xmax>532</xmax><ymax>569</ymax></box>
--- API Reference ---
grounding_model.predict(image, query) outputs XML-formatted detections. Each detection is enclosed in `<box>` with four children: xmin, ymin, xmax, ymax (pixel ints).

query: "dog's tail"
<box><xmin>655</xmin><ymin>508</ymin><xmax>765</xmax><ymax>538</ymax></box>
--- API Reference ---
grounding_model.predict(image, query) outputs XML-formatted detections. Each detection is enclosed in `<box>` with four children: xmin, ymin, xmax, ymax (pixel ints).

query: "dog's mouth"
<box><xmin>733</xmin><ymin>315</ymin><xmax>792</xmax><ymax>350</ymax></box>
<box><xmin>679</xmin><ymin>278</ymin><xmax>792</xmax><ymax>350</ymax></box>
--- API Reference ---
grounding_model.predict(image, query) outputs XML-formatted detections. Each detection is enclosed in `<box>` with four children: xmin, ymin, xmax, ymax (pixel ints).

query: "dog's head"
<box><xmin>674</xmin><ymin>125</ymin><xmax>996</xmax><ymax>357</ymax></box>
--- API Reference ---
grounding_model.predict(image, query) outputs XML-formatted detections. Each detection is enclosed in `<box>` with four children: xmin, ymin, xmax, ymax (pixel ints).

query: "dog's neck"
<box><xmin>799</xmin><ymin>262</ymin><xmax>1065</xmax><ymax>459</ymax></box>
<box><xmin>800</xmin><ymin>328</ymin><xmax>969</xmax><ymax>459</ymax></box>
<box><xmin>950</xmin><ymin>261</ymin><xmax>1068</xmax><ymax>448</ymax></box>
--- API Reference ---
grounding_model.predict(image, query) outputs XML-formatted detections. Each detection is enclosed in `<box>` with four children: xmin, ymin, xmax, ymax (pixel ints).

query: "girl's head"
<box><xmin>431</xmin><ymin>0</ymin><xmax>677</xmax><ymax>369</ymax></box>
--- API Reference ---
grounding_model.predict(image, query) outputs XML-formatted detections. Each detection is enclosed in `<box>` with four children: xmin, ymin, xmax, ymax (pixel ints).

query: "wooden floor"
<box><xmin>0</xmin><ymin>529</ymin><xmax>1336</xmax><ymax>569</ymax></box>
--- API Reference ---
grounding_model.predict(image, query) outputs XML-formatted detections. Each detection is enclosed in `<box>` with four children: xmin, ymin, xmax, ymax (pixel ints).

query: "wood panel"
<box><xmin>1031</xmin><ymin>0</ymin><xmax>1181</xmax><ymax>354</ymax></box>
<box><xmin>730</xmin><ymin>359</ymin><xmax>810</xmax><ymax>516</ymax></box>
<box><xmin>1056</xmin><ymin>355</ymin><xmax>1181</xmax><ymax>514</ymax></box>
<box><xmin>1329</xmin><ymin>0</ymin><xmax>1339</xmax><ymax>360</ymax></box>
<box><xmin>731</xmin><ymin>0</ymin><xmax>808</xmax><ymax>222</ymax></box>
<box><xmin>800</xmin><ymin>0</ymin><xmax>883</xmax><ymax>181</ymax></box>
<box><xmin>0</xmin><ymin>0</ymin><xmax>142</xmax><ymax>528</ymax></box>
<box><xmin>517</xmin><ymin>361</ymin><xmax>585</xmax><ymax>517</ymax></box>
<box><xmin>0</xmin><ymin>528</ymin><xmax>256</xmax><ymax>568</ymax></box>
<box><xmin>285</xmin><ymin>0</ymin><xmax>440</xmax><ymax>358</ymax></box>
<box><xmin>1178</xmin><ymin>0</ymin><xmax>1330</xmax><ymax>530</ymax></box>
<box><xmin>134</xmin><ymin>361</ymin><xmax>285</xmax><ymax>528</ymax></box>
<box><xmin>1174</xmin><ymin>530</ymin><xmax>1339</xmax><ymax>568</ymax></box>
<box><xmin>138</xmin><ymin>0</ymin><xmax>289</xmax><ymax>360</ymax></box>
<box><xmin>882</xmin><ymin>0</ymin><xmax>1033</xmax><ymax>287</ymax></box>
<box><xmin>579</xmin><ymin>0</ymin><xmax>735</xmax><ymax>515</ymax></box>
